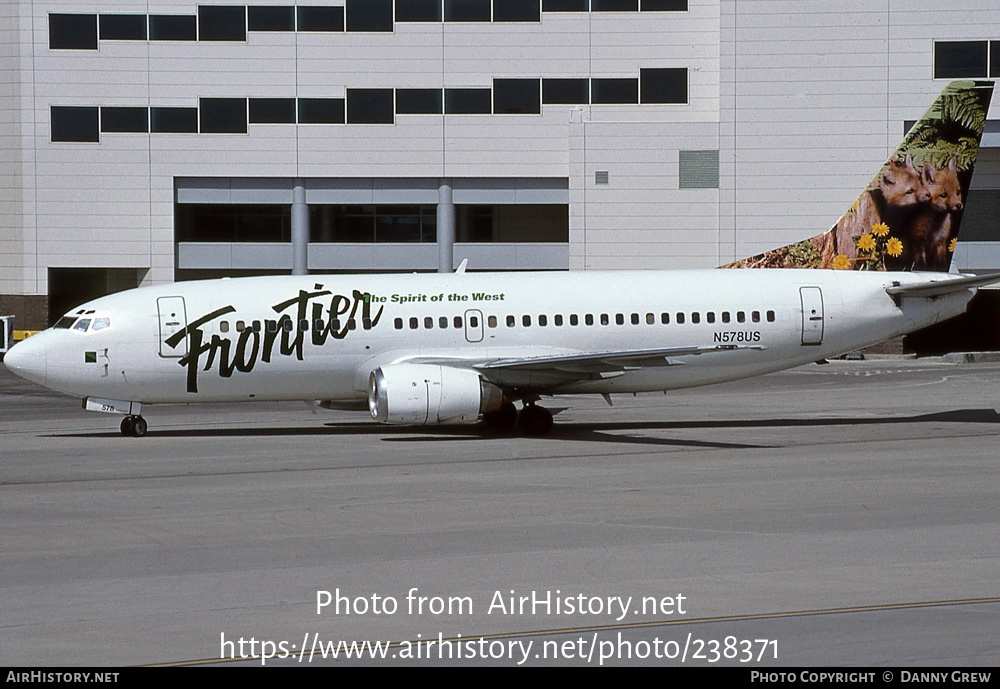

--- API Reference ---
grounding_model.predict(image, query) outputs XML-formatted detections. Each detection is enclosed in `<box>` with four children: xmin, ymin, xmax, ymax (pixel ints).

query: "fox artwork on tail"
<box><xmin>726</xmin><ymin>81</ymin><xmax>992</xmax><ymax>273</ymax></box>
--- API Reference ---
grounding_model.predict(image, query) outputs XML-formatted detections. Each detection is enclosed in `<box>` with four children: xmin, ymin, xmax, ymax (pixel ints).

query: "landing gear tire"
<box><xmin>121</xmin><ymin>415</ymin><xmax>147</xmax><ymax>438</ymax></box>
<box><xmin>517</xmin><ymin>404</ymin><xmax>553</xmax><ymax>437</ymax></box>
<box><xmin>483</xmin><ymin>401</ymin><xmax>518</xmax><ymax>432</ymax></box>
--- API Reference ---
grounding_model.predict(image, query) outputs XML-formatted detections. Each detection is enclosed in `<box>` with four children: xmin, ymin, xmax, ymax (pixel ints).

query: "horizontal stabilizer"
<box><xmin>885</xmin><ymin>272</ymin><xmax>1000</xmax><ymax>299</ymax></box>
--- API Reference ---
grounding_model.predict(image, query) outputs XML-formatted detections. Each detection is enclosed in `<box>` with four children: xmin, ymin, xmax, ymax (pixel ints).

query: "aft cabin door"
<box><xmin>157</xmin><ymin>296</ymin><xmax>188</xmax><ymax>357</ymax></box>
<box><xmin>799</xmin><ymin>286</ymin><xmax>824</xmax><ymax>346</ymax></box>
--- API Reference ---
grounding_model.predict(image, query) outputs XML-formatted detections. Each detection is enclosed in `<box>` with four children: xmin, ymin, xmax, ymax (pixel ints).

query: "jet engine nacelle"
<box><xmin>369</xmin><ymin>363</ymin><xmax>504</xmax><ymax>425</ymax></box>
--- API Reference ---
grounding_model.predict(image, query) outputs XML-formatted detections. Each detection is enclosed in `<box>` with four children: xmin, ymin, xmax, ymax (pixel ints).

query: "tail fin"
<box><xmin>725</xmin><ymin>81</ymin><xmax>994</xmax><ymax>272</ymax></box>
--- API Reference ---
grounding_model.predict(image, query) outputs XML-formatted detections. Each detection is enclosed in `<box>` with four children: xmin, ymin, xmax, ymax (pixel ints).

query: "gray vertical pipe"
<box><xmin>437</xmin><ymin>178</ymin><xmax>455</xmax><ymax>273</ymax></box>
<box><xmin>291</xmin><ymin>178</ymin><xmax>309</xmax><ymax>275</ymax></box>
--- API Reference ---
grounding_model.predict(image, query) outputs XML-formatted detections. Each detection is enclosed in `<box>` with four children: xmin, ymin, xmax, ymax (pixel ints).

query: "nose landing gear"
<box><xmin>120</xmin><ymin>415</ymin><xmax>148</xmax><ymax>438</ymax></box>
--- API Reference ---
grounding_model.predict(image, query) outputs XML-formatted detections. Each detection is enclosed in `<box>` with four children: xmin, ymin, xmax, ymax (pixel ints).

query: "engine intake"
<box><xmin>369</xmin><ymin>364</ymin><xmax>504</xmax><ymax>425</ymax></box>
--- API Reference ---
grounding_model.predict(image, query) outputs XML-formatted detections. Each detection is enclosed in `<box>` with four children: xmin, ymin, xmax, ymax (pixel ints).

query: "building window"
<box><xmin>101</xmin><ymin>107</ymin><xmax>149</xmax><ymax>133</ymax></box>
<box><xmin>494</xmin><ymin>79</ymin><xmax>541</xmax><ymax>114</ymax></box>
<box><xmin>308</xmin><ymin>205</ymin><xmax>438</xmax><ymax>243</ymax></box>
<box><xmin>200</xmin><ymin>98</ymin><xmax>248</xmax><ymax>134</ymax></box>
<box><xmin>49</xmin><ymin>14</ymin><xmax>97</xmax><ymax>50</ymax></box>
<box><xmin>198</xmin><ymin>6</ymin><xmax>247</xmax><ymax>41</ymax></box>
<box><xmin>248</xmin><ymin>6</ymin><xmax>296</xmax><ymax>32</ymax></box>
<box><xmin>150</xmin><ymin>15</ymin><xmax>197</xmax><ymax>41</ymax></box>
<box><xmin>250</xmin><ymin>99</ymin><xmax>297</xmax><ymax>124</ymax></box>
<box><xmin>641</xmin><ymin>68</ymin><xmax>687</xmax><ymax>104</ymax></box>
<box><xmin>297</xmin><ymin>6</ymin><xmax>345</xmax><ymax>32</ymax></box>
<box><xmin>396</xmin><ymin>89</ymin><xmax>443</xmax><ymax>114</ymax></box>
<box><xmin>543</xmin><ymin>78</ymin><xmax>589</xmax><ymax>105</ymax></box>
<box><xmin>494</xmin><ymin>0</ymin><xmax>540</xmax><ymax>22</ymax></box>
<box><xmin>347</xmin><ymin>89</ymin><xmax>395</xmax><ymax>124</ymax></box>
<box><xmin>641</xmin><ymin>0</ymin><xmax>686</xmax><ymax>9</ymax></box>
<box><xmin>592</xmin><ymin>0</ymin><xmax>638</xmax><ymax>10</ymax></box>
<box><xmin>176</xmin><ymin>204</ymin><xmax>292</xmax><ymax>242</ymax></box>
<box><xmin>679</xmin><ymin>150</ymin><xmax>719</xmax><ymax>189</ymax></box>
<box><xmin>445</xmin><ymin>89</ymin><xmax>492</xmax><ymax>114</ymax></box>
<box><xmin>151</xmin><ymin>107</ymin><xmax>199</xmax><ymax>133</ymax></box>
<box><xmin>445</xmin><ymin>0</ymin><xmax>491</xmax><ymax>22</ymax></box>
<box><xmin>595</xmin><ymin>171</ymin><xmax>609</xmax><ymax>184</ymax></box>
<box><xmin>99</xmin><ymin>14</ymin><xmax>147</xmax><ymax>40</ymax></box>
<box><xmin>397</xmin><ymin>0</ymin><xmax>442</xmax><ymax>22</ymax></box>
<box><xmin>51</xmin><ymin>107</ymin><xmax>99</xmax><ymax>143</ymax></box>
<box><xmin>993</xmin><ymin>41</ymin><xmax>1000</xmax><ymax>78</ymax></box>
<box><xmin>346</xmin><ymin>0</ymin><xmax>394</xmax><ymax>32</ymax></box>
<box><xmin>543</xmin><ymin>0</ymin><xmax>589</xmax><ymax>10</ymax></box>
<box><xmin>298</xmin><ymin>99</ymin><xmax>346</xmax><ymax>124</ymax></box>
<box><xmin>591</xmin><ymin>78</ymin><xmax>639</xmax><ymax>104</ymax></box>
<box><xmin>934</xmin><ymin>41</ymin><xmax>988</xmax><ymax>79</ymax></box>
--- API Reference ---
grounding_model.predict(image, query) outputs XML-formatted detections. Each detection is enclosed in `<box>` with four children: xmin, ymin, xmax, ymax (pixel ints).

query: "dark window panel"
<box><xmin>347</xmin><ymin>89</ymin><xmax>395</xmax><ymax>124</ymax></box>
<box><xmin>200</xmin><ymin>98</ymin><xmax>248</xmax><ymax>134</ymax></box>
<box><xmin>640</xmin><ymin>67</ymin><xmax>687</xmax><ymax>103</ymax></box>
<box><xmin>49</xmin><ymin>14</ymin><xmax>97</xmax><ymax>50</ymax></box>
<box><xmin>298</xmin><ymin>98</ymin><xmax>345</xmax><ymax>124</ymax></box>
<box><xmin>249</xmin><ymin>98</ymin><xmax>296</xmax><ymax>124</ymax></box>
<box><xmin>591</xmin><ymin>78</ymin><xmax>638</xmax><ymax>104</ymax></box>
<box><xmin>641</xmin><ymin>0</ymin><xmax>686</xmax><ymax>9</ymax></box>
<box><xmin>493</xmin><ymin>79</ymin><xmax>540</xmax><ymax>114</ymax></box>
<box><xmin>592</xmin><ymin>0</ymin><xmax>637</xmax><ymax>10</ymax></box>
<box><xmin>199</xmin><ymin>6</ymin><xmax>247</xmax><ymax>41</ymax></box>
<box><xmin>445</xmin><ymin>89</ymin><xmax>492</xmax><ymax>114</ymax></box>
<box><xmin>991</xmin><ymin>41</ymin><xmax>1000</xmax><ymax>78</ymax></box>
<box><xmin>101</xmin><ymin>107</ymin><xmax>149</xmax><ymax>133</ymax></box>
<box><xmin>444</xmin><ymin>0</ymin><xmax>491</xmax><ymax>22</ymax></box>
<box><xmin>396</xmin><ymin>89</ymin><xmax>443</xmax><ymax>114</ymax></box>
<box><xmin>494</xmin><ymin>0</ymin><xmax>540</xmax><ymax>22</ymax></box>
<box><xmin>396</xmin><ymin>0</ymin><xmax>442</xmax><ymax>22</ymax></box>
<box><xmin>934</xmin><ymin>41</ymin><xmax>988</xmax><ymax>79</ymax></box>
<box><xmin>51</xmin><ymin>107</ymin><xmax>99</xmax><ymax>143</ymax></box>
<box><xmin>542</xmin><ymin>0</ymin><xmax>589</xmax><ymax>10</ymax></box>
<box><xmin>542</xmin><ymin>78</ymin><xmax>589</xmax><ymax>104</ymax></box>
<box><xmin>99</xmin><ymin>14</ymin><xmax>147</xmax><ymax>40</ymax></box>
<box><xmin>248</xmin><ymin>6</ymin><xmax>295</xmax><ymax>31</ymax></box>
<box><xmin>149</xmin><ymin>15</ymin><xmax>198</xmax><ymax>41</ymax></box>
<box><xmin>346</xmin><ymin>0</ymin><xmax>394</xmax><ymax>32</ymax></box>
<box><xmin>151</xmin><ymin>107</ymin><xmax>199</xmax><ymax>133</ymax></box>
<box><xmin>297</xmin><ymin>6</ymin><xmax>345</xmax><ymax>31</ymax></box>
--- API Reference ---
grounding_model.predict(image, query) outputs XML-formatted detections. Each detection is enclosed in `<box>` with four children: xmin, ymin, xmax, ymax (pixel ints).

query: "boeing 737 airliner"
<box><xmin>5</xmin><ymin>81</ymin><xmax>998</xmax><ymax>436</ymax></box>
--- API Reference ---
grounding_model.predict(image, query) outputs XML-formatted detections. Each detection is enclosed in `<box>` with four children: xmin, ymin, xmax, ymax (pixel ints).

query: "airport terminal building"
<box><xmin>2</xmin><ymin>0</ymin><xmax>1000</xmax><ymax>332</ymax></box>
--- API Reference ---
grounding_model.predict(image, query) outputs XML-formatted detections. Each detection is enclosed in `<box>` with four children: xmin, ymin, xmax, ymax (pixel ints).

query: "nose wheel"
<box><xmin>120</xmin><ymin>415</ymin><xmax>148</xmax><ymax>437</ymax></box>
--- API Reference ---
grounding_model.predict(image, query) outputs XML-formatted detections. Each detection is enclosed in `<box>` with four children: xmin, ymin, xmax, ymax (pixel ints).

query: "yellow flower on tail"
<box><xmin>832</xmin><ymin>254</ymin><xmax>851</xmax><ymax>270</ymax></box>
<box><xmin>871</xmin><ymin>222</ymin><xmax>890</xmax><ymax>237</ymax></box>
<box><xmin>949</xmin><ymin>238</ymin><xmax>957</xmax><ymax>252</ymax></box>
<box><xmin>886</xmin><ymin>237</ymin><xmax>903</xmax><ymax>257</ymax></box>
<box><xmin>857</xmin><ymin>233</ymin><xmax>876</xmax><ymax>252</ymax></box>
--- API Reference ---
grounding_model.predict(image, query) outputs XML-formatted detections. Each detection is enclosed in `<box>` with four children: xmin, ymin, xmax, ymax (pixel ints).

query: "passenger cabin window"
<box><xmin>615</xmin><ymin>313</ymin><xmax>624</xmax><ymax>325</ymax></box>
<box><xmin>538</xmin><ymin>315</ymin><xmax>547</xmax><ymax>326</ymax></box>
<box><xmin>522</xmin><ymin>315</ymin><xmax>531</xmax><ymax>327</ymax></box>
<box><xmin>506</xmin><ymin>315</ymin><xmax>515</xmax><ymax>327</ymax></box>
<box><xmin>691</xmin><ymin>312</ymin><xmax>700</xmax><ymax>324</ymax></box>
<box><xmin>220</xmin><ymin>321</ymin><xmax>230</xmax><ymax>333</ymax></box>
<box><xmin>585</xmin><ymin>314</ymin><xmax>594</xmax><ymax>326</ymax></box>
<box><xmin>424</xmin><ymin>317</ymin><xmax>433</xmax><ymax>329</ymax></box>
<box><xmin>439</xmin><ymin>316</ymin><xmax>448</xmax><ymax>329</ymax></box>
<box><xmin>737</xmin><ymin>312</ymin><xmax>746</xmax><ymax>323</ymax></box>
<box><xmin>767</xmin><ymin>310</ymin><xmax>776</xmax><ymax>322</ymax></box>
<box><xmin>570</xmin><ymin>314</ymin><xmax>578</xmax><ymax>326</ymax></box>
<box><xmin>676</xmin><ymin>313</ymin><xmax>685</xmax><ymax>324</ymax></box>
<box><xmin>488</xmin><ymin>316</ymin><xmax>497</xmax><ymax>328</ymax></box>
<box><xmin>554</xmin><ymin>315</ymin><xmax>563</xmax><ymax>326</ymax></box>
<box><xmin>661</xmin><ymin>312</ymin><xmax>669</xmax><ymax>324</ymax></box>
<box><xmin>469</xmin><ymin>315</ymin><xmax>479</xmax><ymax>327</ymax></box>
<box><xmin>600</xmin><ymin>313</ymin><xmax>609</xmax><ymax>326</ymax></box>
<box><xmin>236</xmin><ymin>320</ymin><xmax>246</xmax><ymax>331</ymax></box>
<box><xmin>722</xmin><ymin>312</ymin><xmax>730</xmax><ymax>323</ymax></box>
<box><xmin>752</xmin><ymin>311</ymin><xmax>760</xmax><ymax>323</ymax></box>
<box><xmin>706</xmin><ymin>312</ymin><xmax>715</xmax><ymax>324</ymax></box>
<box><xmin>410</xmin><ymin>317</ymin><xmax>418</xmax><ymax>329</ymax></box>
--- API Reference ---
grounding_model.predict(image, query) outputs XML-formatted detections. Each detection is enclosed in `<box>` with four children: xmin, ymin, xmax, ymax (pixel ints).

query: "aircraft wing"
<box><xmin>475</xmin><ymin>344</ymin><xmax>768</xmax><ymax>374</ymax></box>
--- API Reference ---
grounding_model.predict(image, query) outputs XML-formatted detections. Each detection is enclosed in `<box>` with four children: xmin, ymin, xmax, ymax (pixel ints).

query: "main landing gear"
<box><xmin>482</xmin><ymin>401</ymin><xmax>553</xmax><ymax>436</ymax></box>
<box><xmin>120</xmin><ymin>415</ymin><xmax>148</xmax><ymax>438</ymax></box>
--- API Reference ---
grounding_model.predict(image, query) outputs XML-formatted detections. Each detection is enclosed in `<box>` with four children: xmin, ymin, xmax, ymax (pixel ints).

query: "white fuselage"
<box><xmin>4</xmin><ymin>269</ymin><xmax>973</xmax><ymax>407</ymax></box>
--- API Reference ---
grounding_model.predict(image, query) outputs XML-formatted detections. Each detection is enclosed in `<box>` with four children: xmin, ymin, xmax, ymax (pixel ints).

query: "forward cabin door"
<box><xmin>799</xmin><ymin>286</ymin><xmax>824</xmax><ymax>346</ymax></box>
<box><xmin>157</xmin><ymin>296</ymin><xmax>188</xmax><ymax>357</ymax></box>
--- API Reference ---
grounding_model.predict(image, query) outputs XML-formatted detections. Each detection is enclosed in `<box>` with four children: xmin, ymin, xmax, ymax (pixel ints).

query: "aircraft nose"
<box><xmin>3</xmin><ymin>335</ymin><xmax>47</xmax><ymax>387</ymax></box>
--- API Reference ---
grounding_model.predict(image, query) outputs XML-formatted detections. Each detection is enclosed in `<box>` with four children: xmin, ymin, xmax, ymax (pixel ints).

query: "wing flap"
<box><xmin>476</xmin><ymin>344</ymin><xmax>767</xmax><ymax>374</ymax></box>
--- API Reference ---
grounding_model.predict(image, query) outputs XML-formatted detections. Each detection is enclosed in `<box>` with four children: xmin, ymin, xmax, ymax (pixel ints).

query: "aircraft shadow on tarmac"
<box><xmin>50</xmin><ymin>408</ymin><xmax>1000</xmax><ymax>449</ymax></box>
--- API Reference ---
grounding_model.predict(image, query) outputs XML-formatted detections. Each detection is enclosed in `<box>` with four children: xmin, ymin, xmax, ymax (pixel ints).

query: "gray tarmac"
<box><xmin>1</xmin><ymin>358</ymin><xmax>998</xmax><ymax>667</ymax></box>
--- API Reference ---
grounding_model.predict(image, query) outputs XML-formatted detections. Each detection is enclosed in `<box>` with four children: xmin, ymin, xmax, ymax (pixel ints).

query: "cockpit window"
<box><xmin>54</xmin><ymin>316</ymin><xmax>76</xmax><ymax>329</ymax></box>
<box><xmin>92</xmin><ymin>318</ymin><xmax>111</xmax><ymax>331</ymax></box>
<box><xmin>72</xmin><ymin>319</ymin><xmax>92</xmax><ymax>332</ymax></box>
